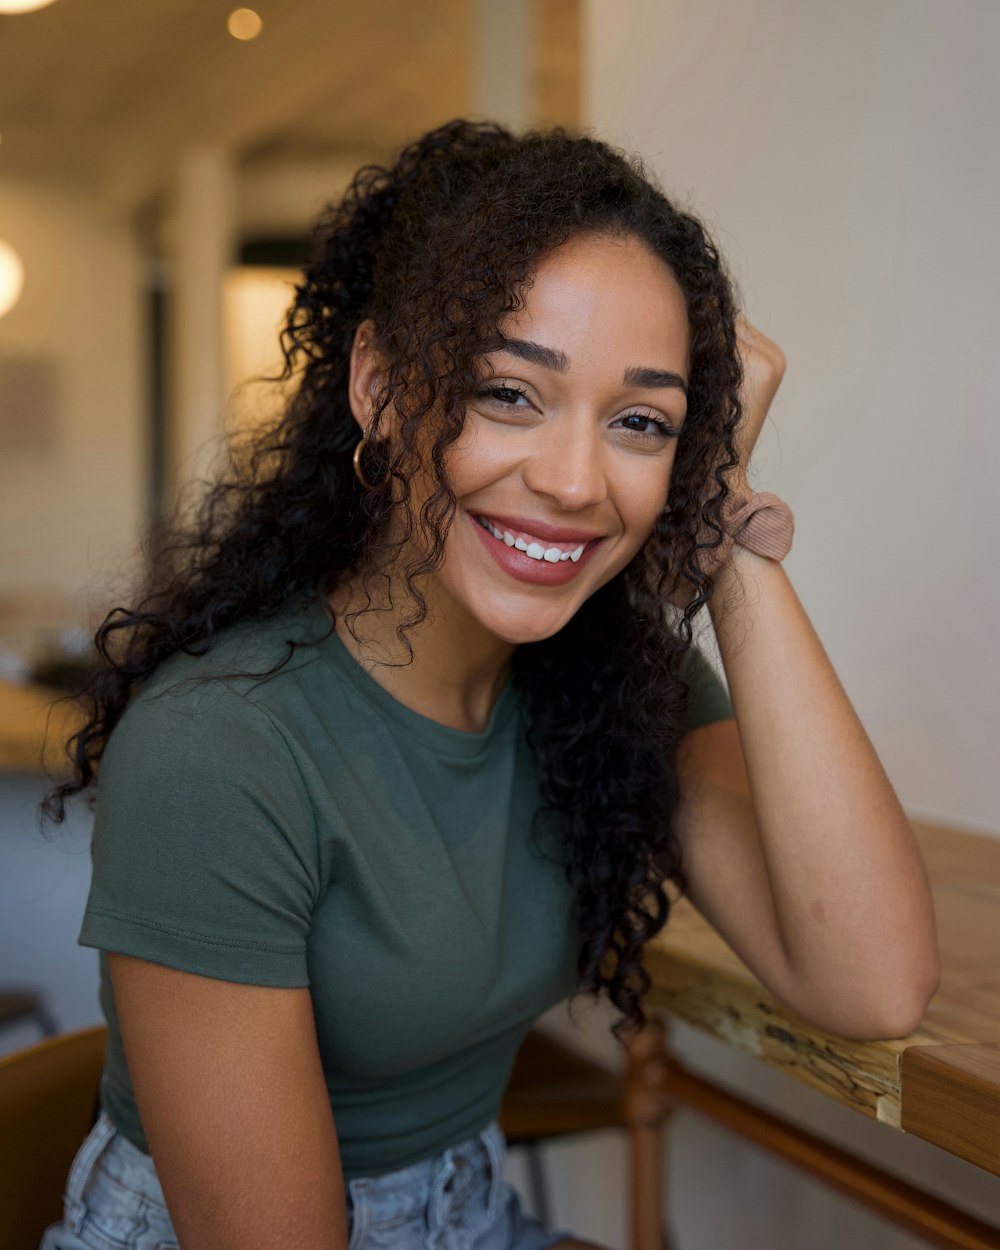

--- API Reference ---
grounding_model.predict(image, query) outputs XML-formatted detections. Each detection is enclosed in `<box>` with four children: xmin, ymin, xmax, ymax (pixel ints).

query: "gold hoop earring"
<box><xmin>353</xmin><ymin>435</ymin><xmax>387</xmax><ymax>490</ymax></box>
<box><xmin>352</xmin><ymin>436</ymin><xmax>372</xmax><ymax>489</ymax></box>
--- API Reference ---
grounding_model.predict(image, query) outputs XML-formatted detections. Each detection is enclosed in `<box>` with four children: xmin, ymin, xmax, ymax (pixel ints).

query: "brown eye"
<box><xmin>478</xmin><ymin>385</ymin><xmax>530</xmax><ymax>407</ymax></box>
<box><xmin>614</xmin><ymin>411</ymin><xmax>680</xmax><ymax>439</ymax></box>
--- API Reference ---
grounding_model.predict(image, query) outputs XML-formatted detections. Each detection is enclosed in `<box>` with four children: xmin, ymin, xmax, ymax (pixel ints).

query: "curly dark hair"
<box><xmin>43</xmin><ymin>119</ymin><xmax>742</xmax><ymax>1043</ymax></box>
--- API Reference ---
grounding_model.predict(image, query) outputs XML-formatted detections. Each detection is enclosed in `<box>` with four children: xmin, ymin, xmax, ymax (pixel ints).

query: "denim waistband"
<box><xmin>87</xmin><ymin>1111</ymin><xmax>506</xmax><ymax>1228</ymax></box>
<box><xmin>345</xmin><ymin>1119</ymin><xmax>506</xmax><ymax>1231</ymax></box>
<box><xmin>349</xmin><ymin>1121</ymin><xmax>501</xmax><ymax>1193</ymax></box>
<box><xmin>85</xmin><ymin>1113</ymin><xmax>171</xmax><ymax>1209</ymax></box>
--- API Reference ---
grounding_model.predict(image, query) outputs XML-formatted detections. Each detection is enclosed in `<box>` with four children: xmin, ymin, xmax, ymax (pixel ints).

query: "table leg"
<box><xmin>624</xmin><ymin>1016</ymin><xmax>678</xmax><ymax>1250</ymax></box>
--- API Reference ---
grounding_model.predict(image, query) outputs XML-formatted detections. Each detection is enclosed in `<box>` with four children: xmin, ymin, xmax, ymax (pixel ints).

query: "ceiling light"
<box><xmin>0</xmin><ymin>239</ymin><xmax>25</xmax><ymax>318</ymax></box>
<box><xmin>0</xmin><ymin>1</ymin><xmax>60</xmax><ymax>13</ymax></box>
<box><xmin>227</xmin><ymin>8</ymin><xmax>262</xmax><ymax>40</ymax></box>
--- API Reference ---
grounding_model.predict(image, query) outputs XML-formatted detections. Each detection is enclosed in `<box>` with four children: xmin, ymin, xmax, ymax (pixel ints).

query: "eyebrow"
<box><xmin>500</xmin><ymin>337</ymin><xmax>687</xmax><ymax>395</ymax></box>
<box><xmin>622</xmin><ymin>365</ymin><xmax>688</xmax><ymax>394</ymax></box>
<box><xmin>501</xmin><ymin>337</ymin><xmax>570</xmax><ymax>373</ymax></box>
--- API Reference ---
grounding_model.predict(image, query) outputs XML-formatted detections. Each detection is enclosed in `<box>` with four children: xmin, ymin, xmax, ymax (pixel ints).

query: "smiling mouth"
<box><xmin>473</xmin><ymin>515</ymin><xmax>587</xmax><ymax>563</ymax></box>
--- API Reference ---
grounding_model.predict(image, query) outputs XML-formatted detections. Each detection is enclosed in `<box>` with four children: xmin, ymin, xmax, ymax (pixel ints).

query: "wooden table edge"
<box><xmin>900</xmin><ymin>1042</ymin><xmax>1000</xmax><ymax>1175</ymax></box>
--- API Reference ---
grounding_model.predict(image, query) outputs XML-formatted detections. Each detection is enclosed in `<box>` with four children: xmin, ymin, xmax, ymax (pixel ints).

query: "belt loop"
<box><xmin>481</xmin><ymin>1121</ymin><xmax>506</xmax><ymax>1220</ymax></box>
<box><xmin>62</xmin><ymin>1113</ymin><xmax>119</xmax><ymax>1232</ymax></box>
<box><xmin>346</xmin><ymin>1178</ymin><xmax>371</xmax><ymax>1248</ymax></box>
<box><xmin>428</xmin><ymin>1153</ymin><xmax>458</xmax><ymax>1237</ymax></box>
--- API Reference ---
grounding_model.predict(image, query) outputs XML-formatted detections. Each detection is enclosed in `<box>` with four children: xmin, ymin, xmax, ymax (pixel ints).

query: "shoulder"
<box><xmin>140</xmin><ymin>598</ymin><xmax>328</xmax><ymax>707</ymax></box>
<box><xmin>92</xmin><ymin>610</ymin><xmax>326</xmax><ymax>884</ymax></box>
<box><xmin>101</xmin><ymin>599</ymin><xmax>332</xmax><ymax>786</ymax></box>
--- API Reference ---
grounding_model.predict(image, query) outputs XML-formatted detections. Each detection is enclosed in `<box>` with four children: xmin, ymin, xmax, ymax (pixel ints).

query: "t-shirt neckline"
<box><xmin>301</xmin><ymin>597</ymin><xmax>518</xmax><ymax>759</ymax></box>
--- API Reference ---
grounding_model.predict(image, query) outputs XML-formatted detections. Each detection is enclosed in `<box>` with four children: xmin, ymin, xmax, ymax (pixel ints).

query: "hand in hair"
<box><xmin>730</xmin><ymin>314</ymin><xmax>787</xmax><ymax>498</ymax></box>
<box><xmin>666</xmin><ymin>315</ymin><xmax>786</xmax><ymax>608</ymax></box>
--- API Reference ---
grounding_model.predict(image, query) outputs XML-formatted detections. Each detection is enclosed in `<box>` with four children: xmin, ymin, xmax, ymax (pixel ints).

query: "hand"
<box><xmin>664</xmin><ymin>316</ymin><xmax>786</xmax><ymax>608</ymax></box>
<box><xmin>729</xmin><ymin>315</ymin><xmax>786</xmax><ymax>496</ymax></box>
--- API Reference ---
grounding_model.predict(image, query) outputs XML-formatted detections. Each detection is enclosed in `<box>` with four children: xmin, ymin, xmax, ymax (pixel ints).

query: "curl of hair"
<box><xmin>42</xmin><ymin>119</ymin><xmax>742</xmax><ymax>1044</ymax></box>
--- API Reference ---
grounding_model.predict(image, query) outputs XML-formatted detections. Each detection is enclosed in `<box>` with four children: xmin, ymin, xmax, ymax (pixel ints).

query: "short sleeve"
<box><xmin>79</xmin><ymin>681</ymin><xmax>320</xmax><ymax>987</ymax></box>
<box><xmin>680</xmin><ymin>646</ymin><xmax>734</xmax><ymax>731</ymax></box>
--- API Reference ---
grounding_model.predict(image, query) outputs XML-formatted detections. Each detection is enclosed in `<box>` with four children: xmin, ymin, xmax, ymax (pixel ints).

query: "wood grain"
<box><xmin>645</xmin><ymin>944</ymin><xmax>907</xmax><ymax>1124</ymax></box>
<box><xmin>647</xmin><ymin>820</ymin><xmax>1000</xmax><ymax>1167</ymax></box>
<box><xmin>901</xmin><ymin>1044</ymin><xmax>1000</xmax><ymax>1175</ymax></box>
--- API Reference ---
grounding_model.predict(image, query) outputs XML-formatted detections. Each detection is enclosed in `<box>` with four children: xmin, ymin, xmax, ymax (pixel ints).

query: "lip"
<box><xmin>467</xmin><ymin>513</ymin><xmax>604</xmax><ymax>586</ymax></box>
<box><xmin>472</xmin><ymin>512</ymin><xmax>605</xmax><ymax>544</ymax></box>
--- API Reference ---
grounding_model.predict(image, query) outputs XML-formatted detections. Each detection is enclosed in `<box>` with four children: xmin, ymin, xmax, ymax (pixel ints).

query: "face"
<box><xmin>353</xmin><ymin>232</ymin><xmax>691</xmax><ymax>649</ymax></box>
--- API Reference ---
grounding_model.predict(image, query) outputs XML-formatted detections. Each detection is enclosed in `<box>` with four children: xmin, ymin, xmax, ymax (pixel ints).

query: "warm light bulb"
<box><xmin>0</xmin><ymin>239</ymin><xmax>25</xmax><ymax>318</ymax></box>
<box><xmin>227</xmin><ymin>8</ymin><xmax>262</xmax><ymax>40</ymax></box>
<box><xmin>0</xmin><ymin>0</ymin><xmax>60</xmax><ymax>13</ymax></box>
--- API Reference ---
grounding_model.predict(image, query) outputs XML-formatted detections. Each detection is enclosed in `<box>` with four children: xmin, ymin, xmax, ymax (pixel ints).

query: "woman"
<box><xmin>41</xmin><ymin>120</ymin><xmax>939</xmax><ymax>1250</ymax></box>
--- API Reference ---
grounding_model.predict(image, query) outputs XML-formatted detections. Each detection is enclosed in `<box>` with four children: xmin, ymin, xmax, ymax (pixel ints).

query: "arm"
<box><xmin>109</xmin><ymin>954</ymin><xmax>349</xmax><ymax>1250</ymax></box>
<box><xmin>673</xmin><ymin>324</ymin><xmax>940</xmax><ymax>1040</ymax></box>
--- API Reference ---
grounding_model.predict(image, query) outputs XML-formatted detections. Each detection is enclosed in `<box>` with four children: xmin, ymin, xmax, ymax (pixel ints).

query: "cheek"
<box><xmin>392</xmin><ymin>415</ymin><xmax>488</xmax><ymax>531</ymax></box>
<box><xmin>444</xmin><ymin>416</ymin><xmax>518</xmax><ymax>495</ymax></box>
<box><xmin>618</xmin><ymin>458</ymin><xmax>675</xmax><ymax>545</ymax></box>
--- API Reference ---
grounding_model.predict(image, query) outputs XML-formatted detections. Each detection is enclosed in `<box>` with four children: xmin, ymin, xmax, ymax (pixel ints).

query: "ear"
<box><xmin>347</xmin><ymin>319</ymin><xmax>383</xmax><ymax>433</ymax></box>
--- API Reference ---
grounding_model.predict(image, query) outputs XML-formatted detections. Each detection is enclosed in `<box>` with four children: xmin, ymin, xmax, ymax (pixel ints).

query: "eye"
<box><xmin>476</xmin><ymin>384</ymin><xmax>532</xmax><ymax>408</ymax></box>
<box><xmin>613</xmin><ymin>410</ymin><xmax>681</xmax><ymax>441</ymax></box>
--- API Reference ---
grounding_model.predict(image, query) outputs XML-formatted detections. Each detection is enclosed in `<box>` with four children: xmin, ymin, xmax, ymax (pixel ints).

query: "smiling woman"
<box><xmin>38</xmin><ymin>120</ymin><xmax>938</xmax><ymax>1250</ymax></box>
<box><xmin>334</xmin><ymin>232</ymin><xmax>691</xmax><ymax>653</ymax></box>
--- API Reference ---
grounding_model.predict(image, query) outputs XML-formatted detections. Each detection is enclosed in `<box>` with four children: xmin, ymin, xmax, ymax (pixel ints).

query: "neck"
<box><xmin>328</xmin><ymin>575</ymin><xmax>515</xmax><ymax>734</ymax></box>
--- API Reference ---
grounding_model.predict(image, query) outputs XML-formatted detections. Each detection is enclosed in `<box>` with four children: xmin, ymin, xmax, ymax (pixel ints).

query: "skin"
<box><xmin>112</xmin><ymin>231</ymin><xmax>940</xmax><ymax>1250</ymax></box>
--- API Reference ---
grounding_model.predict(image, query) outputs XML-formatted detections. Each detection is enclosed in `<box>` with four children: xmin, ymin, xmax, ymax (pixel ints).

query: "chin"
<box><xmin>475</xmin><ymin>603</ymin><xmax>581</xmax><ymax>646</ymax></box>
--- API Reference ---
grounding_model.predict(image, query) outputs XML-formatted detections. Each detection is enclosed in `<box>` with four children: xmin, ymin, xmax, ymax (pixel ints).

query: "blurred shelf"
<box><xmin>0</xmin><ymin>679</ymin><xmax>81</xmax><ymax>775</ymax></box>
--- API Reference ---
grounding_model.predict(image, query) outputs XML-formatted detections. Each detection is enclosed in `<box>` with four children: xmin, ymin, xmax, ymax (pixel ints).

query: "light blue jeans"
<box><xmin>41</xmin><ymin>1111</ymin><xmax>575</xmax><ymax>1249</ymax></box>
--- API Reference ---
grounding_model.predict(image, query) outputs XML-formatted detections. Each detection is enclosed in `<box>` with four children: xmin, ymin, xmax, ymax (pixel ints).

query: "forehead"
<box><xmin>500</xmin><ymin>233</ymin><xmax>690</xmax><ymax>373</ymax></box>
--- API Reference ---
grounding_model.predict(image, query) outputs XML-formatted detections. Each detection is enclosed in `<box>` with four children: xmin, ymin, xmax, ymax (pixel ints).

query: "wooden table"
<box><xmin>638</xmin><ymin>819</ymin><xmax>1000</xmax><ymax>1249</ymax></box>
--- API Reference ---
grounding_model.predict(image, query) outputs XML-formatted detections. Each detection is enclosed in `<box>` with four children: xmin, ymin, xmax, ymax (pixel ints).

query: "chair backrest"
<box><xmin>0</xmin><ymin>1025</ymin><xmax>107</xmax><ymax>1250</ymax></box>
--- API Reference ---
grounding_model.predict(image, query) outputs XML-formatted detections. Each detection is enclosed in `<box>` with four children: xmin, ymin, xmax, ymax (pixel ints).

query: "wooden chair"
<box><xmin>0</xmin><ymin>1025</ymin><xmax>106</xmax><ymax>1250</ymax></box>
<box><xmin>499</xmin><ymin>1018</ymin><xmax>675</xmax><ymax>1250</ymax></box>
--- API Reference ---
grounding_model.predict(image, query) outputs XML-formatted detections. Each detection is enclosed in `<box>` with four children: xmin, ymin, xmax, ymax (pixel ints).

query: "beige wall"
<box><xmin>0</xmin><ymin>180</ymin><xmax>144</xmax><ymax>621</ymax></box>
<box><xmin>585</xmin><ymin>0</ymin><xmax>1000</xmax><ymax>835</ymax></box>
<box><xmin>531</xmin><ymin>2</ymin><xmax>1000</xmax><ymax>1246</ymax></box>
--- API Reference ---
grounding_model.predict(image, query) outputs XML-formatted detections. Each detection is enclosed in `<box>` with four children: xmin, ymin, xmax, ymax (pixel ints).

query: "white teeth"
<box><xmin>480</xmin><ymin>518</ymin><xmax>513</xmax><ymax>545</ymax></box>
<box><xmin>476</xmin><ymin>516</ymin><xmax>589</xmax><ymax>564</ymax></box>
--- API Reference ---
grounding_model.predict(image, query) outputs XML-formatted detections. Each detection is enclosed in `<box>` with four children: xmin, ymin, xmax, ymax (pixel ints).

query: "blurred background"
<box><xmin>1</xmin><ymin>1</ymin><xmax>997</xmax><ymax>1246</ymax></box>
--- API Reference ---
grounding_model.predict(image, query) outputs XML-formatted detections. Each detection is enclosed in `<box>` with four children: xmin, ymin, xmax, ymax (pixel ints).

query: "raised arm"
<box><xmin>673</xmin><ymin>323</ymin><xmax>940</xmax><ymax>1039</ymax></box>
<box><xmin>109</xmin><ymin>954</ymin><xmax>349</xmax><ymax>1250</ymax></box>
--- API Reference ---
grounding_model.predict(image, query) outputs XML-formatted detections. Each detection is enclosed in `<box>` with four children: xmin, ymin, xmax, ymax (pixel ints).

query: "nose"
<box><xmin>520</xmin><ymin>422</ymin><xmax>609</xmax><ymax>512</ymax></box>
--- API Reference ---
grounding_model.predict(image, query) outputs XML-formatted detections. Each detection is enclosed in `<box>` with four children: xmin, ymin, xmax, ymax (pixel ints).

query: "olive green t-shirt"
<box><xmin>79</xmin><ymin>595</ymin><xmax>732</xmax><ymax>1180</ymax></box>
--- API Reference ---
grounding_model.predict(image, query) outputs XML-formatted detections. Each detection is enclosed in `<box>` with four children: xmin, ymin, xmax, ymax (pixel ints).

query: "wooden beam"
<box><xmin>534</xmin><ymin>0</ymin><xmax>581</xmax><ymax>128</ymax></box>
